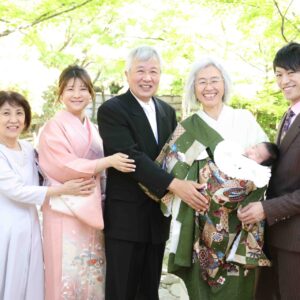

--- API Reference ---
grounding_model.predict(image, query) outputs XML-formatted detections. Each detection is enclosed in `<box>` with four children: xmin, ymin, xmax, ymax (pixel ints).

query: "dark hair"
<box><xmin>273</xmin><ymin>42</ymin><xmax>300</xmax><ymax>72</ymax></box>
<box><xmin>261</xmin><ymin>142</ymin><xmax>279</xmax><ymax>166</ymax></box>
<box><xmin>58</xmin><ymin>65</ymin><xmax>95</xmax><ymax>101</ymax></box>
<box><xmin>0</xmin><ymin>91</ymin><xmax>31</xmax><ymax>131</ymax></box>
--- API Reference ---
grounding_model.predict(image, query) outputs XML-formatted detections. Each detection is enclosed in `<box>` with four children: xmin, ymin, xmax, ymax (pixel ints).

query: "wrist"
<box><xmin>104</xmin><ymin>156</ymin><xmax>112</xmax><ymax>168</ymax></box>
<box><xmin>96</xmin><ymin>157</ymin><xmax>111</xmax><ymax>171</ymax></box>
<box><xmin>47</xmin><ymin>185</ymin><xmax>64</xmax><ymax>198</ymax></box>
<box><xmin>168</xmin><ymin>178</ymin><xmax>178</xmax><ymax>192</ymax></box>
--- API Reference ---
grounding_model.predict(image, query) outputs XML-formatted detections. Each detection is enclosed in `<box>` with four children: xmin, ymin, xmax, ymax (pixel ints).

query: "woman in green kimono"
<box><xmin>159</xmin><ymin>57</ymin><xmax>270</xmax><ymax>300</ymax></box>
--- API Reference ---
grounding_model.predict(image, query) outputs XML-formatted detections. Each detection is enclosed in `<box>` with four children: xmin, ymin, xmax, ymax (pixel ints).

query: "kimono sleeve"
<box><xmin>38</xmin><ymin>120</ymin><xmax>97</xmax><ymax>183</ymax></box>
<box><xmin>243</xmin><ymin>110</ymin><xmax>269</xmax><ymax>144</ymax></box>
<box><xmin>0</xmin><ymin>154</ymin><xmax>47</xmax><ymax>205</ymax></box>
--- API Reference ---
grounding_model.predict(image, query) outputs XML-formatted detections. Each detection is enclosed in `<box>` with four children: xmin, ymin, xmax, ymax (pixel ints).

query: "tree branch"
<box><xmin>126</xmin><ymin>35</ymin><xmax>165</xmax><ymax>41</ymax></box>
<box><xmin>0</xmin><ymin>18</ymin><xmax>11</xmax><ymax>23</ymax></box>
<box><xmin>92</xmin><ymin>69</ymin><xmax>102</xmax><ymax>85</ymax></box>
<box><xmin>30</xmin><ymin>0</ymin><xmax>94</xmax><ymax>27</ymax></box>
<box><xmin>0</xmin><ymin>0</ymin><xmax>95</xmax><ymax>37</ymax></box>
<box><xmin>273</xmin><ymin>0</ymin><xmax>293</xmax><ymax>42</ymax></box>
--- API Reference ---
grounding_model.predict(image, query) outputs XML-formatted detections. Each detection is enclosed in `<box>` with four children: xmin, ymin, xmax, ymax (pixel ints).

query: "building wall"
<box><xmin>86</xmin><ymin>93</ymin><xmax>183</xmax><ymax>120</ymax></box>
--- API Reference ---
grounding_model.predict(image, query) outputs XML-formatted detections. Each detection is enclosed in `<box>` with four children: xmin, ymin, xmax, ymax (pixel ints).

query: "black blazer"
<box><xmin>263</xmin><ymin>112</ymin><xmax>300</xmax><ymax>252</ymax></box>
<box><xmin>97</xmin><ymin>90</ymin><xmax>177</xmax><ymax>243</ymax></box>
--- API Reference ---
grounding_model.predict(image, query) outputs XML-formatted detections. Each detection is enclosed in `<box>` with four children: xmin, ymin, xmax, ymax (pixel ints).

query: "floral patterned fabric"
<box><xmin>61</xmin><ymin>226</ymin><xmax>105</xmax><ymax>299</ymax></box>
<box><xmin>38</xmin><ymin>111</ymin><xmax>106</xmax><ymax>300</ymax></box>
<box><xmin>193</xmin><ymin>159</ymin><xmax>270</xmax><ymax>287</ymax></box>
<box><xmin>148</xmin><ymin>111</ymin><xmax>269</xmax><ymax>300</ymax></box>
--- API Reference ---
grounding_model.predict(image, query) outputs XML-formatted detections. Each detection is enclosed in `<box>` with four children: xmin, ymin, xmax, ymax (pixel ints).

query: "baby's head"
<box><xmin>244</xmin><ymin>142</ymin><xmax>279</xmax><ymax>166</ymax></box>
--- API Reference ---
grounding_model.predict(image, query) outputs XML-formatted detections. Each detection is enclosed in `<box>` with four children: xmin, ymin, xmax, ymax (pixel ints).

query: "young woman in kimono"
<box><xmin>0</xmin><ymin>91</ymin><xmax>95</xmax><ymax>300</ymax></box>
<box><xmin>38</xmin><ymin>65</ymin><xmax>136</xmax><ymax>300</ymax></box>
<box><xmin>159</xmin><ymin>58</ymin><xmax>270</xmax><ymax>300</ymax></box>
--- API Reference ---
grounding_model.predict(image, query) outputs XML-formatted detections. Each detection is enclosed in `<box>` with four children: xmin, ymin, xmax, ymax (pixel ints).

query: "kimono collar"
<box><xmin>196</xmin><ymin>105</ymin><xmax>232</xmax><ymax>133</ymax></box>
<box><xmin>55</xmin><ymin>110</ymin><xmax>93</xmax><ymax>158</ymax></box>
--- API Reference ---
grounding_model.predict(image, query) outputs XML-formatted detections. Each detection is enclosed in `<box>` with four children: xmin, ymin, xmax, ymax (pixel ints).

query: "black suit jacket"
<box><xmin>97</xmin><ymin>90</ymin><xmax>177</xmax><ymax>243</ymax></box>
<box><xmin>263</xmin><ymin>112</ymin><xmax>300</xmax><ymax>252</ymax></box>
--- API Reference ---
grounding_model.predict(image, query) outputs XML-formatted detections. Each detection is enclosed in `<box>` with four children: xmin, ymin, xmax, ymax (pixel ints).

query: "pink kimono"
<box><xmin>38</xmin><ymin>110</ymin><xmax>105</xmax><ymax>300</ymax></box>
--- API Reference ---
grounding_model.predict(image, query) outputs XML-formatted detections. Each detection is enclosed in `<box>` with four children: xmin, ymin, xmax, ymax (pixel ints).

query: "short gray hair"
<box><xmin>125</xmin><ymin>46</ymin><xmax>162</xmax><ymax>71</ymax></box>
<box><xmin>184</xmin><ymin>57</ymin><xmax>232</xmax><ymax>112</ymax></box>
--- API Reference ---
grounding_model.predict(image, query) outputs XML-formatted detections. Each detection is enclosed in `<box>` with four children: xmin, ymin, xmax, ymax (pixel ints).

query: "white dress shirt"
<box><xmin>132</xmin><ymin>92</ymin><xmax>158</xmax><ymax>143</ymax></box>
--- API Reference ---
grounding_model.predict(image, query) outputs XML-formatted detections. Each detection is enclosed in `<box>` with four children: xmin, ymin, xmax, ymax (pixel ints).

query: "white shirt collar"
<box><xmin>130</xmin><ymin>90</ymin><xmax>158</xmax><ymax>142</ymax></box>
<box><xmin>130</xmin><ymin>90</ymin><xmax>155</xmax><ymax>111</ymax></box>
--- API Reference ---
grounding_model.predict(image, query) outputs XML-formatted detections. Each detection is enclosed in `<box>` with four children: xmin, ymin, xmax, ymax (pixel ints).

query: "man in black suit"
<box><xmin>97</xmin><ymin>46</ymin><xmax>207</xmax><ymax>300</ymax></box>
<box><xmin>238</xmin><ymin>42</ymin><xmax>300</xmax><ymax>299</ymax></box>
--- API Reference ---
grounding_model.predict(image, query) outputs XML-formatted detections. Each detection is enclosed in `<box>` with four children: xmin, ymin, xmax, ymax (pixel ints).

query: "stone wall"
<box><xmin>159</xmin><ymin>243</ymin><xmax>189</xmax><ymax>299</ymax></box>
<box><xmin>86</xmin><ymin>93</ymin><xmax>183</xmax><ymax>120</ymax></box>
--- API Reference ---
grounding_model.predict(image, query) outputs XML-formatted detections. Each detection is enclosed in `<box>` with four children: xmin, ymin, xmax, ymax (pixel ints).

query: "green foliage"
<box><xmin>108</xmin><ymin>81</ymin><xmax>123</xmax><ymax>94</ymax></box>
<box><xmin>230</xmin><ymin>81</ymin><xmax>288</xmax><ymax>142</ymax></box>
<box><xmin>37</xmin><ymin>84</ymin><xmax>63</xmax><ymax>128</ymax></box>
<box><xmin>1</xmin><ymin>0</ymin><xmax>299</xmax><ymax>139</ymax></box>
<box><xmin>0</xmin><ymin>84</ymin><xmax>29</xmax><ymax>99</ymax></box>
<box><xmin>170</xmin><ymin>78</ymin><xmax>184</xmax><ymax>96</ymax></box>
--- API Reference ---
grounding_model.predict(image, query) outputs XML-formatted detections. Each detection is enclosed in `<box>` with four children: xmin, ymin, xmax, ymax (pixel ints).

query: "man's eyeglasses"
<box><xmin>196</xmin><ymin>77</ymin><xmax>223</xmax><ymax>87</ymax></box>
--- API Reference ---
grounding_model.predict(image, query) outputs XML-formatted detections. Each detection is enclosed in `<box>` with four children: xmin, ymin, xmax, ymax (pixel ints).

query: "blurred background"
<box><xmin>0</xmin><ymin>0</ymin><xmax>299</xmax><ymax>140</ymax></box>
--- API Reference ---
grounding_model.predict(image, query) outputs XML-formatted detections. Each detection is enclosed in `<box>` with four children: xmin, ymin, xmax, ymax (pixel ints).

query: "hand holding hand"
<box><xmin>237</xmin><ymin>202</ymin><xmax>266</xmax><ymax>224</ymax></box>
<box><xmin>168</xmin><ymin>178</ymin><xmax>209</xmax><ymax>211</ymax></box>
<box><xmin>108</xmin><ymin>153</ymin><xmax>136</xmax><ymax>173</ymax></box>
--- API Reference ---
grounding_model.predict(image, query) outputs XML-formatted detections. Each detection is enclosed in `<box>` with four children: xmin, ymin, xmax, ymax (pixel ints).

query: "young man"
<box><xmin>238</xmin><ymin>42</ymin><xmax>300</xmax><ymax>299</ymax></box>
<box><xmin>97</xmin><ymin>46</ymin><xmax>207</xmax><ymax>300</ymax></box>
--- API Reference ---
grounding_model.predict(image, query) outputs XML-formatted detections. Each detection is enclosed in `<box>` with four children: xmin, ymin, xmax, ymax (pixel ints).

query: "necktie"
<box><xmin>280</xmin><ymin>109</ymin><xmax>295</xmax><ymax>142</ymax></box>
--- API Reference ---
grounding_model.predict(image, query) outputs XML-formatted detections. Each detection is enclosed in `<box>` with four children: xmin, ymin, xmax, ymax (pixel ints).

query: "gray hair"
<box><xmin>184</xmin><ymin>57</ymin><xmax>232</xmax><ymax>112</ymax></box>
<box><xmin>125</xmin><ymin>46</ymin><xmax>162</xmax><ymax>71</ymax></box>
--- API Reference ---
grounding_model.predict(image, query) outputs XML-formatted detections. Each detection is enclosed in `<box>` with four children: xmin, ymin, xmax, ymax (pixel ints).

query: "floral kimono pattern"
<box><xmin>38</xmin><ymin>110</ymin><xmax>105</xmax><ymax>300</ymax></box>
<box><xmin>194</xmin><ymin>158</ymin><xmax>270</xmax><ymax>286</ymax></box>
<box><xmin>148</xmin><ymin>111</ymin><xmax>270</xmax><ymax>300</ymax></box>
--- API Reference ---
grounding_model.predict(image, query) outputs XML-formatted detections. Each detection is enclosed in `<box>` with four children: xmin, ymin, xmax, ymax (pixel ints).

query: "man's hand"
<box><xmin>237</xmin><ymin>202</ymin><xmax>266</xmax><ymax>224</ymax></box>
<box><xmin>168</xmin><ymin>178</ymin><xmax>209</xmax><ymax>211</ymax></box>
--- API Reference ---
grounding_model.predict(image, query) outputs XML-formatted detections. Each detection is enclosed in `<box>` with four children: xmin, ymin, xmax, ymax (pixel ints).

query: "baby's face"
<box><xmin>244</xmin><ymin>143</ymin><xmax>270</xmax><ymax>164</ymax></box>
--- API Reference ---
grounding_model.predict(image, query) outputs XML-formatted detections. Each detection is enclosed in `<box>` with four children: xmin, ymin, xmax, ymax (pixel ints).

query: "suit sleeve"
<box><xmin>97</xmin><ymin>100</ymin><xmax>175</xmax><ymax>198</ymax></box>
<box><xmin>262</xmin><ymin>189</ymin><xmax>300</xmax><ymax>226</ymax></box>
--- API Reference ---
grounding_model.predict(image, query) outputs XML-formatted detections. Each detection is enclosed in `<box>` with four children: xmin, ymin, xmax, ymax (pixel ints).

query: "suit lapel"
<box><xmin>276</xmin><ymin>112</ymin><xmax>286</xmax><ymax>144</ymax></box>
<box><xmin>123</xmin><ymin>90</ymin><xmax>158</xmax><ymax>149</ymax></box>
<box><xmin>153</xmin><ymin>97</ymin><xmax>167</xmax><ymax>148</ymax></box>
<box><xmin>280</xmin><ymin>113</ymin><xmax>300</xmax><ymax>154</ymax></box>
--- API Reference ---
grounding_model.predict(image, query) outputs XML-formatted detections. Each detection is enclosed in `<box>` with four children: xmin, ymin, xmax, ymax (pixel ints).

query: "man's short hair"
<box><xmin>125</xmin><ymin>46</ymin><xmax>162</xmax><ymax>72</ymax></box>
<box><xmin>273</xmin><ymin>42</ymin><xmax>300</xmax><ymax>72</ymax></box>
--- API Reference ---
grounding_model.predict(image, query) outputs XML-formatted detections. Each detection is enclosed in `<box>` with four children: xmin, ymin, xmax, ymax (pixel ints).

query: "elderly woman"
<box><xmin>159</xmin><ymin>58</ymin><xmax>269</xmax><ymax>300</ymax></box>
<box><xmin>0</xmin><ymin>91</ymin><xmax>95</xmax><ymax>300</ymax></box>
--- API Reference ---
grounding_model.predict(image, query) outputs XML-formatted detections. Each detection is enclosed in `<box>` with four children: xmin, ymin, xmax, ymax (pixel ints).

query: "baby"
<box><xmin>212</xmin><ymin>140</ymin><xmax>279</xmax><ymax>188</ymax></box>
<box><xmin>193</xmin><ymin>140</ymin><xmax>279</xmax><ymax>285</ymax></box>
<box><xmin>243</xmin><ymin>141</ymin><xmax>279</xmax><ymax>166</ymax></box>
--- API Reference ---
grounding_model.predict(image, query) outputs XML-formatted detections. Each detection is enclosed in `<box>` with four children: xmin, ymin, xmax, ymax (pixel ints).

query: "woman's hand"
<box><xmin>47</xmin><ymin>178</ymin><xmax>96</xmax><ymax>197</ymax></box>
<box><xmin>61</xmin><ymin>178</ymin><xmax>96</xmax><ymax>196</ymax></box>
<box><xmin>108</xmin><ymin>153</ymin><xmax>136</xmax><ymax>173</ymax></box>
